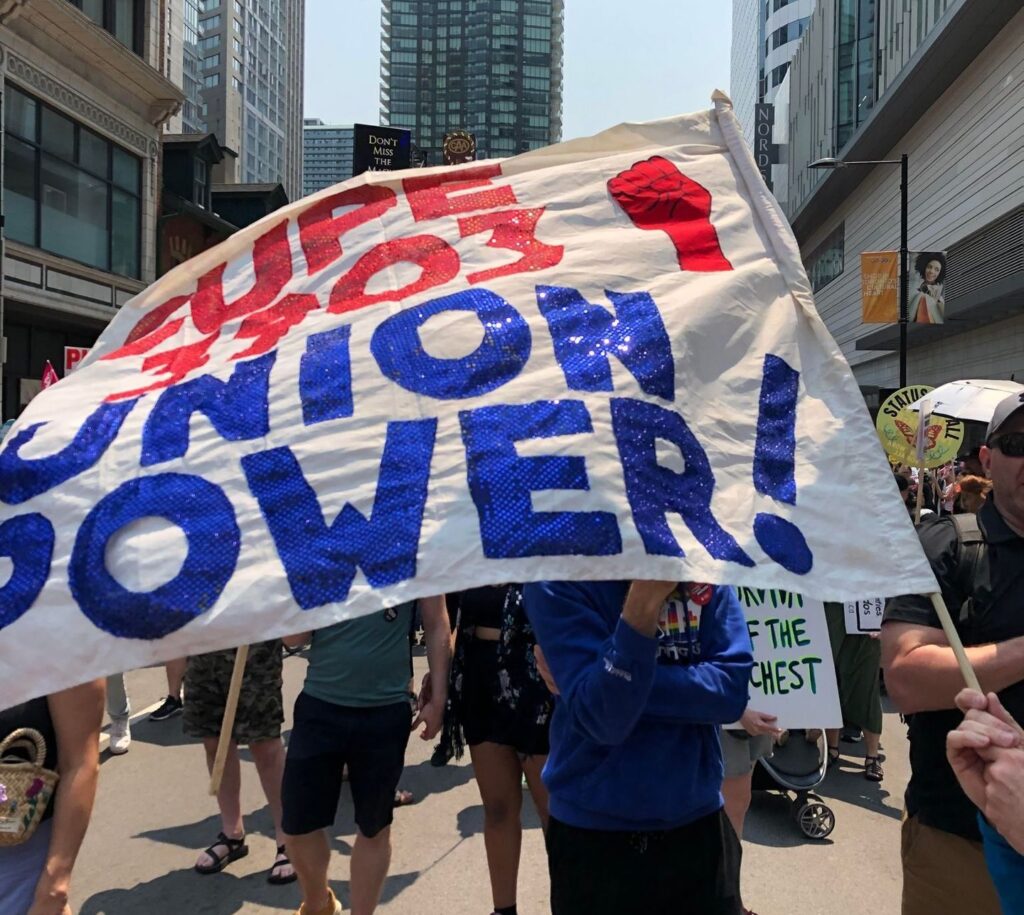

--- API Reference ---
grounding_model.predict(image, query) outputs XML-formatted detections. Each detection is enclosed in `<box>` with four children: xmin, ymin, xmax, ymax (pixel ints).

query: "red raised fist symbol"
<box><xmin>608</xmin><ymin>156</ymin><xmax>732</xmax><ymax>273</ymax></box>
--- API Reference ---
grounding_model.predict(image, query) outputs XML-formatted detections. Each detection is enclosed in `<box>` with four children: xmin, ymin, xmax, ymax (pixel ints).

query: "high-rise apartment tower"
<box><xmin>183</xmin><ymin>0</ymin><xmax>305</xmax><ymax>199</ymax></box>
<box><xmin>303</xmin><ymin>119</ymin><xmax>355</xmax><ymax>196</ymax></box>
<box><xmin>380</xmin><ymin>0</ymin><xmax>564</xmax><ymax>165</ymax></box>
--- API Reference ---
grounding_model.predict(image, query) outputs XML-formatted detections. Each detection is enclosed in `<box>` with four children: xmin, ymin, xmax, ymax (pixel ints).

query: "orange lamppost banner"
<box><xmin>860</xmin><ymin>251</ymin><xmax>899</xmax><ymax>323</ymax></box>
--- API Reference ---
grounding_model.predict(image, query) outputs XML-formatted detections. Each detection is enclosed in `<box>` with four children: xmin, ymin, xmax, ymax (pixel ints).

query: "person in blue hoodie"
<box><xmin>523</xmin><ymin>579</ymin><xmax>753</xmax><ymax>915</ymax></box>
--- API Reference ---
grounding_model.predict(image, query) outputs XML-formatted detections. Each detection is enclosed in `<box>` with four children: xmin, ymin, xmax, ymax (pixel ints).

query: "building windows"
<box><xmin>201</xmin><ymin>13</ymin><xmax>221</xmax><ymax>28</ymax></box>
<box><xmin>768</xmin><ymin>61</ymin><xmax>790</xmax><ymax>87</ymax></box>
<box><xmin>768</xmin><ymin>17</ymin><xmax>809</xmax><ymax>52</ymax></box>
<box><xmin>66</xmin><ymin>0</ymin><xmax>142</xmax><ymax>54</ymax></box>
<box><xmin>199</xmin><ymin>34</ymin><xmax>220</xmax><ymax>49</ymax></box>
<box><xmin>805</xmin><ymin>223</ymin><xmax>845</xmax><ymax>293</ymax></box>
<box><xmin>3</xmin><ymin>85</ymin><xmax>141</xmax><ymax>278</ymax></box>
<box><xmin>203</xmin><ymin>72</ymin><xmax>220</xmax><ymax>87</ymax></box>
<box><xmin>836</xmin><ymin>0</ymin><xmax>877</xmax><ymax>148</ymax></box>
<box><xmin>203</xmin><ymin>53</ymin><xmax>221</xmax><ymax>68</ymax></box>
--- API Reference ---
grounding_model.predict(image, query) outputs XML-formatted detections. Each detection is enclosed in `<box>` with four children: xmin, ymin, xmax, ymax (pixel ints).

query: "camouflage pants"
<box><xmin>183</xmin><ymin>641</ymin><xmax>284</xmax><ymax>744</ymax></box>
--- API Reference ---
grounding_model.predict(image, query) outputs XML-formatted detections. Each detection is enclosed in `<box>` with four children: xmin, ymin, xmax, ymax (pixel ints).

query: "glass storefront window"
<box><xmin>2</xmin><ymin>85</ymin><xmax>142</xmax><ymax>278</ymax></box>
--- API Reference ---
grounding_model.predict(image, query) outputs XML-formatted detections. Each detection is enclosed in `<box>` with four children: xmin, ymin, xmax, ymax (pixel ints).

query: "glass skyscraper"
<box><xmin>380</xmin><ymin>0</ymin><xmax>564</xmax><ymax>165</ymax></box>
<box><xmin>303</xmin><ymin>119</ymin><xmax>355</xmax><ymax>196</ymax></box>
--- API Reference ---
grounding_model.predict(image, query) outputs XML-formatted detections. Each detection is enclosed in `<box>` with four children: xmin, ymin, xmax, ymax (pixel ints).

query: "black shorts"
<box><xmin>545</xmin><ymin>809</ymin><xmax>742</xmax><ymax>915</ymax></box>
<box><xmin>282</xmin><ymin>692</ymin><xmax>411</xmax><ymax>839</ymax></box>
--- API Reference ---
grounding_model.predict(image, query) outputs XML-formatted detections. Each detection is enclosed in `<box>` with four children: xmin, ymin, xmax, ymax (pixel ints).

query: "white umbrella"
<box><xmin>909</xmin><ymin>379</ymin><xmax>1024</xmax><ymax>424</ymax></box>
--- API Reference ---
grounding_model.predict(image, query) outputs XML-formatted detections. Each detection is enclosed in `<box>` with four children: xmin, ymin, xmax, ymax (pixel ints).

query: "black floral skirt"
<box><xmin>461</xmin><ymin>639</ymin><xmax>550</xmax><ymax>757</ymax></box>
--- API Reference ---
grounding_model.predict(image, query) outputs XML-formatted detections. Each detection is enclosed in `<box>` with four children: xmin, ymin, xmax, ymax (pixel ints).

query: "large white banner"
<box><xmin>0</xmin><ymin>94</ymin><xmax>936</xmax><ymax>707</ymax></box>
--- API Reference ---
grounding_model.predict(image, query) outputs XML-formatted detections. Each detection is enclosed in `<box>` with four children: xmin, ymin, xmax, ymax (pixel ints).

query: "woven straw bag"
<box><xmin>0</xmin><ymin>728</ymin><xmax>60</xmax><ymax>846</ymax></box>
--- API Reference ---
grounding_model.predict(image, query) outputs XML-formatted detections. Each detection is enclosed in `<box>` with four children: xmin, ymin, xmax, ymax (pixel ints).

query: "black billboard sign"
<box><xmin>352</xmin><ymin>124</ymin><xmax>412</xmax><ymax>176</ymax></box>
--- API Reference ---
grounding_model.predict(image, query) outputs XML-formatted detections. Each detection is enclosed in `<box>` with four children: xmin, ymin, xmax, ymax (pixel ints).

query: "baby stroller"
<box><xmin>751</xmin><ymin>728</ymin><xmax>835</xmax><ymax>840</ymax></box>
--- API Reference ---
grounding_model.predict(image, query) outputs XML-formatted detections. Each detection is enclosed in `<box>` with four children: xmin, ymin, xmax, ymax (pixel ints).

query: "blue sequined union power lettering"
<box><xmin>141</xmin><ymin>352</ymin><xmax>276</xmax><ymax>467</ymax></box>
<box><xmin>68</xmin><ymin>474</ymin><xmax>240</xmax><ymax>640</ymax></box>
<box><xmin>0</xmin><ymin>400</ymin><xmax>138</xmax><ymax>505</ymax></box>
<box><xmin>370</xmin><ymin>289</ymin><xmax>531</xmax><ymax>400</ymax></box>
<box><xmin>460</xmin><ymin>399</ymin><xmax>622</xmax><ymax>558</ymax></box>
<box><xmin>536</xmin><ymin>285</ymin><xmax>675</xmax><ymax>401</ymax></box>
<box><xmin>611</xmin><ymin>397</ymin><xmax>754</xmax><ymax>567</ymax></box>
<box><xmin>0</xmin><ymin>513</ymin><xmax>55</xmax><ymax>631</ymax></box>
<box><xmin>241</xmin><ymin>418</ymin><xmax>437</xmax><ymax>609</ymax></box>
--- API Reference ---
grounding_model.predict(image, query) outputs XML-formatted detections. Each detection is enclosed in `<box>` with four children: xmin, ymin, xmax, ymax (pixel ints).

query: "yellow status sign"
<box><xmin>876</xmin><ymin>385</ymin><xmax>964</xmax><ymax>467</ymax></box>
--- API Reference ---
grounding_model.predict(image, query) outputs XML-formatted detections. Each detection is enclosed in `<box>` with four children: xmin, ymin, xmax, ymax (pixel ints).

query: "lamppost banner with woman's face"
<box><xmin>860</xmin><ymin>249</ymin><xmax>947</xmax><ymax>324</ymax></box>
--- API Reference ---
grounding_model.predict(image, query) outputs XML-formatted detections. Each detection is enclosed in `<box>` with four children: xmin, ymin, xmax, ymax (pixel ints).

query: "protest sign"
<box><xmin>0</xmin><ymin>94</ymin><xmax>937</xmax><ymax>707</ymax></box>
<box><xmin>876</xmin><ymin>385</ymin><xmax>964</xmax><ymax>467</ymax></box>
<box><xmin>844</xmin><ymin>598</ymin><xmax>884</xmax><ymax>634</ymax></box>
<box><xmin>735</xmin><ymin>588</ymin><xmax>841</xmax><ymax>729</ymax></box>
<box><xmin>64</xmin><ymin>347</ymin><xmax>92</xmax><ymax>376</ymax></box>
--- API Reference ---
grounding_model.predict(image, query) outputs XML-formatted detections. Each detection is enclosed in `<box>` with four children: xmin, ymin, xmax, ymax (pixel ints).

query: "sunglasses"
<box><xmin>988</xmin><ymin>432</ymin><xmax>1024</xmax><ymax>458</ymax></box>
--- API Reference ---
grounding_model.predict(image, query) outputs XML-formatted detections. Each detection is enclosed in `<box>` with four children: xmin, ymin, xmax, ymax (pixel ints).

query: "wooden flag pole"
<box><xmin>929</xmin><ymin>593</ymin><xmax>981</xmax><ymax>693</ymax></box>
<box><xmin>208</xmin><ymin>644</ymin><xmax>250</xmax><ymax>796</ymax></box>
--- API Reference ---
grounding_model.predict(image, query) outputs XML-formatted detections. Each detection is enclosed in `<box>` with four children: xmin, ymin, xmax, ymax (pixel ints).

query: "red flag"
<box><xmin>41</xmin><ymin>360</ymin><xmax>59</xmax><ymax>389</ymax></box>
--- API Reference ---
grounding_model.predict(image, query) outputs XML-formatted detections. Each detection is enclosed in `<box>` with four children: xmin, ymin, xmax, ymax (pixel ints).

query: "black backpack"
<box><xmin>949</xmin><ymin>513</ymin><xmax>988</xmax><ymax>627</ymax></box>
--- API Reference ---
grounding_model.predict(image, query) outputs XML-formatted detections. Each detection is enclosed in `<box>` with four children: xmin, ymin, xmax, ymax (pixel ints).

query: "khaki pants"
<box><xmin>901</xmin><ymin>814</ymin><xmax>1001</xmax><ymax>915</ymax></box>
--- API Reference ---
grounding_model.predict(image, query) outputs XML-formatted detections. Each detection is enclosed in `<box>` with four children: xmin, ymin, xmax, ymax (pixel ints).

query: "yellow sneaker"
<box><xmin>296</xmin><ymin>889</ymin><xmax>342</xmax><ymax>915</ymax></box>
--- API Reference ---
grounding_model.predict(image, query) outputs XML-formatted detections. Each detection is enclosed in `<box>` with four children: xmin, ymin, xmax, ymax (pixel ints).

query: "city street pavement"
<box><xmin>72</xmin><ymin>651</ymin><xmax>909</xmax><ymax>915</ymax></box>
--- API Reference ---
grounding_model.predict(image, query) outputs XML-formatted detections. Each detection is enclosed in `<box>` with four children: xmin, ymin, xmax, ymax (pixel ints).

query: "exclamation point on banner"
<box><xmin>751</xmin><ymin>354</ymin><xmax>813</xmax><ymax>575</ymax></box>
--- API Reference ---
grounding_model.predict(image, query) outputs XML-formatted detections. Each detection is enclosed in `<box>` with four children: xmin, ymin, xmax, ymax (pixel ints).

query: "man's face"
<box><xmin>981</xmin><ymin>410</ymin><xmax>1024</xmax><ymax>529</ymax></box>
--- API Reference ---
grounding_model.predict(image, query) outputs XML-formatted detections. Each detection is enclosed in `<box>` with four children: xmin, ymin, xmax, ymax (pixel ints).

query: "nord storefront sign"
<box><xmin>755</xmin><ymin>104</ymin><xmax>778</xmax><ymax>190</ymax></box>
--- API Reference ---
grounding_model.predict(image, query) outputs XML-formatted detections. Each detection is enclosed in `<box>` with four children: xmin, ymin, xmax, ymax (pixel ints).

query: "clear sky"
<box><xmin>303</xmin><ymin>0</ymin><xmax>732</xmax><ymax>141</ymax></box>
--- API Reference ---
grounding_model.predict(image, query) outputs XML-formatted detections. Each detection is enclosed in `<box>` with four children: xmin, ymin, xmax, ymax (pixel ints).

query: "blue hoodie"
<box><xmin>523</xmin><ymin>580</ymin><xmax>752</xmax><ymax>832</ymax></box>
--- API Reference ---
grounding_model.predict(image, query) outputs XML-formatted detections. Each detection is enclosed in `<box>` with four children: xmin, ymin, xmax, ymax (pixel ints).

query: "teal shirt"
<box><xmin>304</xmin><ymin>602</ymin><xmax>414</xmax><ymax>708</ymax></box>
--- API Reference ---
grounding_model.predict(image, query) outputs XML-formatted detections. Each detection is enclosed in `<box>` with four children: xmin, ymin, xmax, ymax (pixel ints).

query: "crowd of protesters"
<box><xmin>1</xmin><ymin>391</ymin><xmax>1023</xmax><ymax>914</ymax></box>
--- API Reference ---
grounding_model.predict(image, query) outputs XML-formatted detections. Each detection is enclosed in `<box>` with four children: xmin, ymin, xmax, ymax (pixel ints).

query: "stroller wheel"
<box><xmin>796</xmin><ymin>801</ymin><xmax>835</xmax><ymax>839</ymax></box>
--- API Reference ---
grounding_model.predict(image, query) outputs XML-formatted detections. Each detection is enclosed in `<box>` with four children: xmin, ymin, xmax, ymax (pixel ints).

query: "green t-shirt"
<box><xmin>304</xmin><ymin>602</ymin><xmax>415</xmax><ymax>708</ymax></box>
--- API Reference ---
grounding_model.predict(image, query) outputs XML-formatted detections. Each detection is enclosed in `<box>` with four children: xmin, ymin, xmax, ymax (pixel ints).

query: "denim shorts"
<box><xmin>0</xmin><ymin>819</ymin><xmax>52</xmax><ymax>915</ymax></box>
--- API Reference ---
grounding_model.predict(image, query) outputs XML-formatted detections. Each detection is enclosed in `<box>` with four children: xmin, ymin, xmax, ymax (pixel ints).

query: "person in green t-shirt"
<box><xmin>281</xmin><ymin>596</ymin><xmax>451</xmax><ymax>915</ymax></box>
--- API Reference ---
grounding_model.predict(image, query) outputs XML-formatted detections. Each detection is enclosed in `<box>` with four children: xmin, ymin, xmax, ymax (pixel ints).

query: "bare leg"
<box><xmin>520</xmin><ymin>754</ymin><xmax>550</xmax><ymax>833</ymax></box>
<box><xmin>249</xmin><ymin>738</ymin><xmax>287</xmax><ymax>845</ymax></box>
<box><xmin>864</xmin><ymin>730</ymin><xmax>881</xmax><ymax>758</ymax></box>
<box><xmin>350</xmin><ymin>826</ymin><xmax>392</xmax><ymax>915</ymax></box>
<box><xmin>250</xmin><ymin>737</ymin><xmax>294</xmax><ymax>880</ymax></box>
<box><xmin>197</xmin><ymin>737</ymin><xmax>243</xmax><ymax>868</ymax></box>
<box><xmin>166</xmin><ymin>658</ymin><xmax>186</xmax><ymax>699</ymax></box>
<box><xmin>287</xmin><ymin>828</ymin><xmax>333</xmax><ymax>912</ymax></box>
<box><xmin>721</xmin><ymin>771</ymin><xmax>753</xmax><ymax>839</ymax></box>
<box><xmin>825</xmin><ymin>728</ymin><xmax>841</xmax><ymax>755</ymax></box>
<box><xmin>470</xmin><ymin>742</ymin><xmax>524</xmax><ymax>911</ymax></box>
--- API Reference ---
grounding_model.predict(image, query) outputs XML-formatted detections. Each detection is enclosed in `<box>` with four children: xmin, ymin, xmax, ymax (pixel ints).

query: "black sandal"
<box><xmin>267</xmin><ymin>844</ymin><xmax>297</xmax><ymax>885</ymax></box>
<box><xmin>865</xmin><ymin>756</ymin><xmax>884</xmax><ymax>782</ymax></box>
<box><xmin>827</xmin><ymin>746</ymin><xmax>840</xmax><ymax>767</ymax></box>
<box><xmin>195</xmin><ymin>832</ymin><xmax>248</xmax><ymax>875</ymax></box>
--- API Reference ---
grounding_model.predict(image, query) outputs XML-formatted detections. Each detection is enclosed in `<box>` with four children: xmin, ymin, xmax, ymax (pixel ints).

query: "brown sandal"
<box><xmin>865</xmin><ymin>756</ymin><xmax>884</xmax><ymax>782</ymax></box>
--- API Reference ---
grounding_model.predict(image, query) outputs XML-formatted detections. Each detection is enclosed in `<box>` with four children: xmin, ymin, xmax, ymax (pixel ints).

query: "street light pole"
<box><xmin>898</xmin><ymin>153</ymin><xmax>909</xmax><ymax>388</ymax></box>
<box><xmin>808</xmin><ymin>154</ymin><xmax>909</xmax><ymax>390</ymax></box>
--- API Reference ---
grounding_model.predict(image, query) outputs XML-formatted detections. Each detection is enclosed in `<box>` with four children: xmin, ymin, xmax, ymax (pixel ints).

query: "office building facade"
<box><xmin>730</xmin><ymin>0</ymin><xmax>814</xmax><ymax>146</ymax></box>
<box><xmin>786</xmin><ymin>0</ymin><xmax>1023</xmax><ymax>393</ymax></box>
<box><xmin>193</xmin><ymin>0</ymin><xmax>305</xmax><ymax>199</ymax></box>
<box><xmin>380</xmin><ymin>0</ymin><xmax>564</xmax><ymax>165</ymax></box>
<box><xmin>0</xmin><ymin>0</ymin><xmax>183</xmax><ymax>420</ymax></box>
<box><xmin>303</xmin><ymin>119</ymin><xmax>355</xmax><ymax>196</ymax></box>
